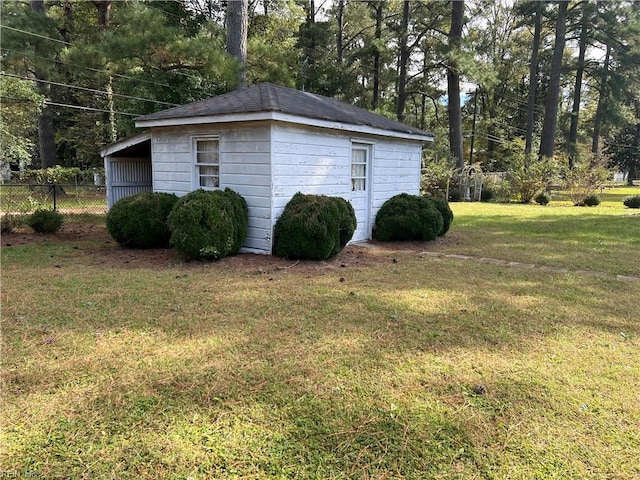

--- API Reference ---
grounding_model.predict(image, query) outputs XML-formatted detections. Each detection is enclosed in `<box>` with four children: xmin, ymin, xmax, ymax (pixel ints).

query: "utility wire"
<box><xmin>1</xmin><ymin>72</ymin><xmax>179</xmax><ymax>107</ymax></box>
<box><xmin>0</xmin><ymin>25</ymin><xmax>71</xmax><ymax>45</ymax></box>
<box><xmin>45</xmin><ymin>100</ymin><xmax>140</xmax><ymax>116</ymax></box>
<box><xmin>1</xmin><ymin>47</ymin><xmax>177</xmax><ymax>90</ymax></box>
<box><xmin>1</xmin><ymin>95</ymin><xmax>141</xmax><ymax>117</ymax></box>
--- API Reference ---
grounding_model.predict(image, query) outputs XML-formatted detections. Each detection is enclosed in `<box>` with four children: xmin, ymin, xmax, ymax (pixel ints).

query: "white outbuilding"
<box><xmin>101</xmin><ymin>83</ymin><xmax>434</xmax><ymax>254</ymax></box>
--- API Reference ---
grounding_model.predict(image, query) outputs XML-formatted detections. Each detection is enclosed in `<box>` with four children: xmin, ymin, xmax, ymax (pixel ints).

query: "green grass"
<box><xmin>435</xmin><ymin>189</ymin><xmax>640</xmax><ymax>276</ymax></box>
<box><xmin>1</xmin><ymin>202</ymin><xmax>639</xmax><ymax>479</ymax></box>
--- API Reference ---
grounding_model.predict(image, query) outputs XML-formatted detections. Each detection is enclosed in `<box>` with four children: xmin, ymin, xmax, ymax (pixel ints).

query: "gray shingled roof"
<box><xmin>136</xmin><ymin>83</ymin><xmax>432</xmax><ymax>138</ymax></box>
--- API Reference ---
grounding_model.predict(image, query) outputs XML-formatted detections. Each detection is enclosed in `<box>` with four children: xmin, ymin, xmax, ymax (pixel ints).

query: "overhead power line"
<box><xmin>1</xmin><ymin>95</ymin><xmax>141</xmax><ymax>117</ymax></box>
<box><xmin>0</xmin><ymin>25</ymin><xmax>71</xmax><ymax>45</ymax></box>
<box><xmin>1</xmin><ymin>47</ymin><xmax>178</xmax><ymax>91</ymax></box>
<box><xmin>1</xmin><ymin>72</ymin><xmax>179</xmax><ymax>107</ymax></box>
<box><xmin>45</xmin><ymin>100</ymin><xmax>140</xmax><ymax>116</ymax></box>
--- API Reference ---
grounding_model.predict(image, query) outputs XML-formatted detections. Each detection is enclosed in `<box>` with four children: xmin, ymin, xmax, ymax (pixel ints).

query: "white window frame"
<box><xmin>193</xmin><ymin>136</ymin><xmax>220</xmax><ymax>190</ymax></box>
<box><xmin>351</xmin><ymin>143</ymin><xmax>369</xmax><ymax>192</ymax></box>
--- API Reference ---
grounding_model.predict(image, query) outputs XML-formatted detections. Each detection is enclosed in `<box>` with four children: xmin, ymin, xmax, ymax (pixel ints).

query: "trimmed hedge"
<box><xmin>167</xmin><ymin>188</ymin><xmax>248</xmax><ymax>260</ymax></box>
<box><xmin>374</xmin><ymin>193</ymin><xmax>446</xmax><ymax>242</ymax></box>
<box><xmin>26</xmin><ymin>209</ymin><xmax>64</xmax><ymax>234</ymax></box>
<box><xmin>106</xmin><ymin>192</ymin><xmax>178</xmax><ymax>248</ymax></box>
<box><xmin>623</xmin><ymin>195</ymin><xmax>640</xmax><ymax>209</ymax></box>
<box><xmin>273</xmin><ymin>193</ymin><xmax>356</xmax><ymax>260</ymax></box>
<box><xmin>428</xmin><ymin>197</ymin><xmax>454</xmax><ymax>236</ymax></box>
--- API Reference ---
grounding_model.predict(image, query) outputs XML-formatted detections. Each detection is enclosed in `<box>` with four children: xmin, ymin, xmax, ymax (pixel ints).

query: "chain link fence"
<box><xmin>1</xmin><ymin>180</ymin><xmax>107</xmax><ymax>216</ymax></box>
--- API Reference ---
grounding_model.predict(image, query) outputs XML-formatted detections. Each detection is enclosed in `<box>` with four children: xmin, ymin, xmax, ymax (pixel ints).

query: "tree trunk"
<box><xmin>372</xmin><ymin>1</ymin><xmax>383</xmax><ymax>110</ymax></box>
<box><xmin>525</xmin><ymin>0</ymin><xmax>542</xmax><ymax>156</ymax></box>
<box><xmin>226</xmin><ymin>0</ymin><xmax>248</xmax><ymax>89</ymax></box>
<box><xmin>92</xmin><ymin>1</ymin><xmax>112</xmax><ymax>29</ymax></box>
<box><xmin>336</xmin><ymin>0</ymin><xmax>344</xmax><ymax>63</ymax></box>
<box><xmin>568</xmin><ymin>4</ymin><xmax>588</xmax><ymax>168</ymax></box>
<box><xmin>31</xmin><ymin>0</ymin><xmax>56</xmax><ymax>168</ymax></box>
<box><xmin>538</xmin><ymin>1</ymin><xmax>568</xmax><ymax>159</ymax></box>
<box><xmin>592</xmin><ymin>44</ymin><xmax>611</xmax><ymax>161</ymax></box>
<box><xmin>448</xmin><ymin>0</ymin><xmax>464</xmax><ymax>170</ymax></box>
<box><xmin>396</xmin><ymin>0</ymin><xmax>410</xmax><ymax>122</ymax></box>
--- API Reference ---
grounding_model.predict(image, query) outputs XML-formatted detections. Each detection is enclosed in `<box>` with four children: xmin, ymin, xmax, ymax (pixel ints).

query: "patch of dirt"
<box><xmin>2</xmin><ymin>221</ymin><xmax>444</xmax><ymax>274</ymax></box>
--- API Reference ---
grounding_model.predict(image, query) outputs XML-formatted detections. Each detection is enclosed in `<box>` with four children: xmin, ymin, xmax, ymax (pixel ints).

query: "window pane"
<box><xmin>199</xmin><ymin>165</ymin><xmax>219</xmax><ymax>187</ymax></box>
<box><xmin>197</xmin><ymin>140</ymin><xmax>219</xmax><ymax>164</ymax></box>
<box><xmin>197</xmin><ymin>151</ymin><xmax>218</xmax><ymax>165</ymax></box>
<box><xmin>352</xmin><ymin>164</ymin><xmax>365</xmax><ymax>177</ymax></box>
<box><xmin>352</xmin><ymin>178</ymin><xmax>365</xmax><ymax>191</ymax></box>
<box><xmin>198</xmin><ymin>140</ymin><xmax>218</xmax><ymax>153</ymax></box>
<box><xmin>352</xmin><ymin>149</ymin><xmax>366</xmax><ymax>164</ymax></box>
<box><xmin>351</xmin><ymin>145</ymin><xmax>368</xmax><ymax>191</ymax></box>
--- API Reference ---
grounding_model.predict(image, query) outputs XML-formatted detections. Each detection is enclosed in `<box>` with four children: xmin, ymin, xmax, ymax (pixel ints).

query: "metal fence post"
<box><xmin>51</xmin><ymin>182</ymin><xmax>57</xmax><ymax>211</ymax></box>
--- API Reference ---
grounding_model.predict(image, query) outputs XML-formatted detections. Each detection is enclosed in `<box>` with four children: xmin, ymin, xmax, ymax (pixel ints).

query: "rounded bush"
<box><xmin>26</xmin><ymin>209</ymin><xmax>64</xmax><ymax>233</ymax></box>
<box><xmin>427</xmin><ymin>197</ymin><xmax>454</xmax><ymax>236</ymax></box>
<box><xmin>623</xmin><ymin>195</ymin><xmax>640</xmax><ymax>209</ymax></box>
<box><xmin>480</xmin><ymin>188</ymin><xmax>494</xmax><ymax>202</ymax></box>
<box><xmin>168</xmin><ymin>188</ymin><xmax>248</xmax><ymax>260</ymax></box>
<box><xmin>374</xmin><ymin>193</ymin><xmax>444</xmax><ymax>242</ymax></box>
<box><xmin>106</xmin><ymin>192</ymin><xmax>178</xmax><ymax>248</ymax></box>
<box><xmin>534</xmin><ymin>192</ymin><xmax>550</xmax><ymax>206</ymax></box>
<box><xmin>582</xmin><ymin>194</ymin><xmax>601</xmax><ymax>207</ymax></box>
<box><xmin>334</xmin><ymin>197</ymin><xmax>357</xmax><ymax>248</ymax></box>
<box><xmin>273</xmin><ymin>193</ymin><xmax>356</xmax><ymax>260</ymax></box>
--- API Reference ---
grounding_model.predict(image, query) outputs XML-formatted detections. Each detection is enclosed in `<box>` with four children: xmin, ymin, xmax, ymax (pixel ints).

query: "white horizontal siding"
<box><xmin>150</xmin><ymin>123</ymin><xmax>273</xmax><ymax>253</ymax></box>
<box><xmin>369</xmin><ymin>139</ymin><xmax>422</xmax><ymax>232</ymax></box>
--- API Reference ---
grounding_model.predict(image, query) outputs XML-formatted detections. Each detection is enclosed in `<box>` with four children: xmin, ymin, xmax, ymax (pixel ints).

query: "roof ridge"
<box><xmin>258</xmin><ymin>83</ymin><xmax>282</xmax><ymax>111</ymax></box>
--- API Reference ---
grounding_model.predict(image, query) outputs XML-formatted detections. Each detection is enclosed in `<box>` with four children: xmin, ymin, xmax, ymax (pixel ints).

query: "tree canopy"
<box><xmin>1</xmin><ymin>0</ymin><xmax>638</xmax><ymax>180</ymax></box>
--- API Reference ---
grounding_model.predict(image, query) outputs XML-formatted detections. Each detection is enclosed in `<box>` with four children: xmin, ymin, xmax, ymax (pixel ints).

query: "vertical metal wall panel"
<box><xmin>107</xmin><ymin>158</ymin><xmax>152</xmax><ymax>209</ymax></box>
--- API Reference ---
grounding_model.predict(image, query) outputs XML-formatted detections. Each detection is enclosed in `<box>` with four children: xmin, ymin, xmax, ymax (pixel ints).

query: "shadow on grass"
<box><xmin>4</xmin><ymin>250</ymin><xmax>638</xmax><ymax>478</ymax></box>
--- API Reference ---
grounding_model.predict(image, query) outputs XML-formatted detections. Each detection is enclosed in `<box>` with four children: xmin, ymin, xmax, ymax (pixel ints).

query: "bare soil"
<box><xmin>2</xmin><ymin>222</ymin><xmax>452</xmax><ymax>274</ymax></box>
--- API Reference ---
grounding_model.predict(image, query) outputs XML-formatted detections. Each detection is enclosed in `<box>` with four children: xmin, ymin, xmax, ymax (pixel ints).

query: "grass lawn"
<box><xmin>1</xmin><ymin>196</ymin><xmax>639</xmax><ymax>479</ymax></box>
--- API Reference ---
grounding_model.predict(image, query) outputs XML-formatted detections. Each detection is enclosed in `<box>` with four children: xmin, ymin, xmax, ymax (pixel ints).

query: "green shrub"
<box><xmin>623</xmin><ymin>195</ymin><xmax>640</xmax><ymax>209</ymax></box>
<box><xmin>26</xmin><ymin>209</ymin><xmax>64</xmax><ymax>233</ymax></box>
<box><xmin>480</xmin><ymin>188</ymin><xmax>494</xmax><ymax>202</ymax></box>
<box><xmin>221</xmin><ymin>187</ymin><xmax>249</xmax><ymax>253</ymax></box>
<box><xmin>334</xmin><ymin>197</ymin><xmax>357</xmax><ymax>248</ymax></box>
<box><xmin>1</xmin><ymin>214</ymin><xmax>24</xmax><ymax>234</ymax></box>
<box><xmin>580</xmin><ymin>194</ymin><xmax>601</xmax><ymax>207</ymax></box>
<box><xmin>562</xmin><ymin>158</ymin><xmax>610</xmax><ymax>206</ymax></box>
<box><xmin>168</xmin><ymin>188</ymin><xmax>248</xmax><ymax>260</ymax></box>
<box><xmin>273</xmin><ymin>193</ymin><xmax>356</xmax><ymax>260</ymax></box>
<box><xmin>508</xmin><ymin>152</ymin><xmax>561</xmax><ymax>203</ymax></box>
<box><xmin>106</xmin><ymin>192</ymin><xmax>178</xmax><ymax>248</ymax></box>
<box><xmin>448</xmin><ymin>189</ymin><xmax>462</xmax><ymax>202</ymax></box>
<box><xmin>374</xmin><ymin>193</ymin><xmax>444</xmax><ymax>242</ymax></box>
<box><xmin>420</xmin><ymin>156</ymin><xmax>456</xmax><ymax>198</ymax></box>
<box><xmin>427</xmin><ymin>197</ymin><xmax>454</xmax><ymax>236</ymax></box>
<box><xmin>534</xmin><ymin>192</ymin><xmax>550</xmax><ymax>206</ymax></box>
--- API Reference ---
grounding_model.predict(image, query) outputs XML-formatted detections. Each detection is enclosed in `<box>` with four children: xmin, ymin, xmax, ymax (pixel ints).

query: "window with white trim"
<box><xmin>195</xmin><ymin>138</ymin><xmax>219</xmax><ymax>188</ymax></box>
<box><xmin>351</xmin><ymin>144</ymin><xmax>368</xmax><ymax>191</ymax></box>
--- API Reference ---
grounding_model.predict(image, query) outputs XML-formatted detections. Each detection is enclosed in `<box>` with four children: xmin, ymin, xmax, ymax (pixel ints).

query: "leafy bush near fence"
<box><xmin>374</xmin><ymin>193</ymin><xmax>445</xmax><ymax>242</ymax></box>
<box><xmin>421</xmin><ymin>156</ymin><xmax>456</xmax><ymax>198</ymax></box>
<box><xmin>273</xmin><ymin>193</ymin><xmax>356</xmax><ymax>260</ymax></box>
<box><xmin>562</xmin><ymin>159</ymin><xmax>610</xmax><ymax>206</ymax></box>
<box><xmin>508</xmin><ymin>153</ymin><xmax>561</xmax><ymax>203</ymax></box>
<box><xmin>1</xmin><ymin>214</ymin><xmax>24</xmax><ymax>234</ymax></box>
<box><xmin>168</xmin><ymin>188</ymin><xmax>248</xmax><ymax>260</ymax></box>
<box><xmin>106</xmin><ymin>192</ymin><xmax>178</xmax><ymax>248</ymax></box>
<box><xmin>26</xmin><ymin>209</ymin><xmax>64</xmax><ymax>233</ymax></box>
